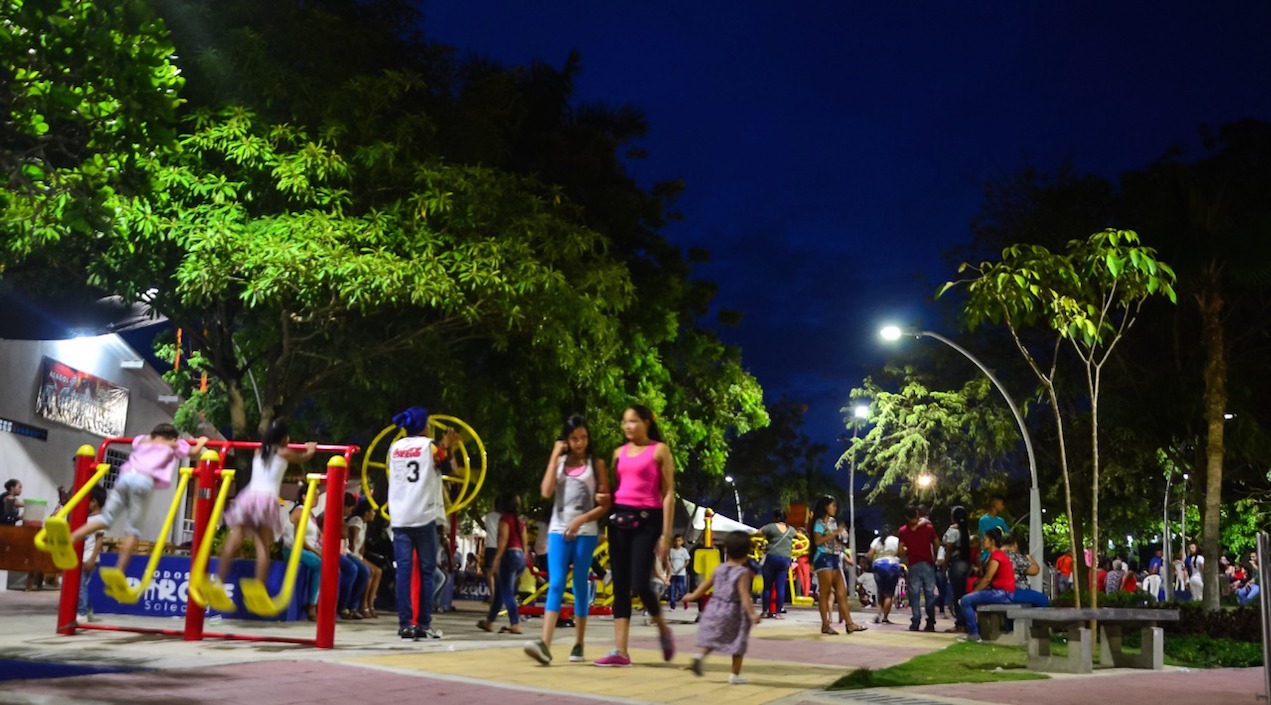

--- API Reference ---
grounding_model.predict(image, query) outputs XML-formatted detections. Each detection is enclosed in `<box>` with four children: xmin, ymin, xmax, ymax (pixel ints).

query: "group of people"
<box><xmin>1065</xmin><ymin>541</ymin><xmax>1261</xmax><ymax>607</ymax></box>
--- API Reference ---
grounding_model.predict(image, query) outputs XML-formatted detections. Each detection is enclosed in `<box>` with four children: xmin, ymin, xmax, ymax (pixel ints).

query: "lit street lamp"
<box><xmin>724</xmin><ymin>475</ymin><xmax>743</xmax><ymax>524</ymax></box>
<box><xmin>880</xmin><ymin>325</ymin><xmax>1042</xmax><ymax>592</ymax></box>
<box><xmin>844</xmin><ymin>403</ymin><xmax>870</xmax><ymax>601</ymax></box>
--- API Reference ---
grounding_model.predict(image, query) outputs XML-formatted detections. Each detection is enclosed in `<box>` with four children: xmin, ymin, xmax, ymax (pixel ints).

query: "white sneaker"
<box><xmin>728</xmin><ymin>674</ymin><xmax>747</xmax><ymax>685</ymax></box>
<box><xmin>76</xmin><ymin>613</ymin><xmax>88</xmax><ymax>623</ymax></box>
<box><xmin>418</xmin><ymin>628</ymin><xmax>443</xmax><ymax>639</ymax></box>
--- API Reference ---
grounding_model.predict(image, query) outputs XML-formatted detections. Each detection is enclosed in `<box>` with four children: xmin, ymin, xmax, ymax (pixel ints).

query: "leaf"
<box><xmin>1106</xmin><ymin>253</ymin><xmax>1123</xmax><ymax>278</ymax></box>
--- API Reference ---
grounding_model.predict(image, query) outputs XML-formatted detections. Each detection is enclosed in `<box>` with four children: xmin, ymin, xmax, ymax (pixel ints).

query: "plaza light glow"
<box><xmin>853</xmin><ymin>404</ymin><xmax>869</xmax><ymax>419</ymax></box>
<box><xmin>879</xmin><ymin>325</ymin><xmax>903</xmax><ymax>341</ymax></box>
<box><xmin>916</xmin><ymin>473</ymin><xmax>935</xmax><ymax>488</ymax></box>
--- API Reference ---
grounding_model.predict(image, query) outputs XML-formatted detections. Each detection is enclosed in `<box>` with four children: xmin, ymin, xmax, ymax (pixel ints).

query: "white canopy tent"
<box><xmin>681</xmin><ymin>498</ymin><xmax>758</xmax><ymax>544</ymax></box>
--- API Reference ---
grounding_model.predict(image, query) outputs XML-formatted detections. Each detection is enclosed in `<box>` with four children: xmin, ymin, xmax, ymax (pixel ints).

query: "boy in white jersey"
<box><xmin>387</xmin><ymin>406</ymin><xmax>456</xmax><ymax>640</ymax></box>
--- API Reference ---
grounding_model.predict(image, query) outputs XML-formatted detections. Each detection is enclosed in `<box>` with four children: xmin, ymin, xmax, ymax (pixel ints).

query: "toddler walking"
<box><xmin>682</xmin><ymin>531</ymin><xmax>760</xmax><ymax>685</ymax></box>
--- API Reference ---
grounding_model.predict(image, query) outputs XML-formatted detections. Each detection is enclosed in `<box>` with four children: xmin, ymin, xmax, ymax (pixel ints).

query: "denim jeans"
<box><xmin>339</xmin><ymin>554</ymin><xmax>369</xmax><ymax>610</ymax></box>
<box><xmin>1237</xmin><ymin>583</ymin><xmax>1260</xmax><ymax>606</ymax></box>
<box><xmin>78</xmin><ymin>566</ymin><xmax>96</xmax><ymax>614</ymax></box>
<box><xmin>874</xmin><ymin>560</ymin><xmax>902</xmax><ymax>600</ymax></box>
<box><xmin>761</xmin><ymin>555</ymin><xmax>791</xmax><ymax>614</ymax></box>
<box><xmin>1010</xmin><ymin>587</ymin><xmax>1049</xmax><ymax>607</ymax></box>
<box><xmin>669</xmin><ymin>574</ymin><xmax>687</xmax><ymax>608</ymax></box>
<box><xmin>907</xmin><ymin>561</ymin><xmax>937</xmax><ymax>626</ymax></box>
<box><xmin>393</xmin><ymin>523</ymin><xmax>438</xmax><ymax>630</ymax></box>
<box><xmin>486</xmin><ymin>549</ymin><xmax>526</xmax><ymax>625</ymax></box>
<box><xmin>960</xmin><ymin>588</ymin><xmax>1012</xmax><ymax>636</ymax></box>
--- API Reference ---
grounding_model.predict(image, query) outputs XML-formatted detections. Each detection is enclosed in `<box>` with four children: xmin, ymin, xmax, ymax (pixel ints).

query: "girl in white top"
<box><xmin>523</xmin><ymin>414</ymin><xmax>611</xmax><ymax>666</ymax></box>
<box><xmin>217</xmin><ymin>419</ymin><xmax>316</xmax><ymax>588</ymax></box>
<box><xmin>868</xmin><ymin>528</ymin><xmax>903</xmax><ymax>624</ymax></box>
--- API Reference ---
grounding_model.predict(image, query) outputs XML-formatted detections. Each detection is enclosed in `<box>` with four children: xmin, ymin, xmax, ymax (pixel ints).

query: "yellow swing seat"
<box><xmin>99</xmin><ymin>467</ymin><xmax>195</xmax><ymax>604</ymax></box>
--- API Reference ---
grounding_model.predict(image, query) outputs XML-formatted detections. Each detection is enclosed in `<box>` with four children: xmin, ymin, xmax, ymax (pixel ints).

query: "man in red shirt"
<box><xmin>958</xmin><ymin>527</ymin><xmax>1015</xmax><ymax>642</ymax></box>
<box><xmin>899</xmin><ymin>505</ymin><xmax>941</xmax><ymax>632</ymax></box>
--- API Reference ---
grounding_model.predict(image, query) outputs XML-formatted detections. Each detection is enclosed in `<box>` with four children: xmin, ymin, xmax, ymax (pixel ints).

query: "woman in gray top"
<box><xmin>757</xmin><ymin>509</ymin><xmax>799</xmax><ymax>618</ymax></box>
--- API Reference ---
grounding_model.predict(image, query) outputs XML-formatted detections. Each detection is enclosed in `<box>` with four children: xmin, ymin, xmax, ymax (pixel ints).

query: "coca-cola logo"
<box><xmin>393</xmin><ymin>446</ymin><xmax>423</xmax><ymax>458</ymax></box>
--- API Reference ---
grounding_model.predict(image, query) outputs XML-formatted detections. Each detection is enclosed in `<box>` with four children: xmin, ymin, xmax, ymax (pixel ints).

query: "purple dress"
<box><xmin>695</xmin><ymin>563</ymin><xmax>752</xmax><ymax>655</ymax></box>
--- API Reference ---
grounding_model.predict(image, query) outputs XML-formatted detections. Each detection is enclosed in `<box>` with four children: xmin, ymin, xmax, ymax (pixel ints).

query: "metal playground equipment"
<box><xmin>36</xmin><ymin>439</ymin><xmax>359</xmax><ymax>649</ymax></box>
<box><xmin>358</xmin><ymin>414</ymin><xmax>487</xmax><ymax>520</ymax></box>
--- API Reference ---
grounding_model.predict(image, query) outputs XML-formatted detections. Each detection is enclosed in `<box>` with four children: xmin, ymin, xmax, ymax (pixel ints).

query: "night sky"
<box><xmin>423</xmin><ymin>2</ymin><xmax>1271</xmax><ymax>466</ymax></box>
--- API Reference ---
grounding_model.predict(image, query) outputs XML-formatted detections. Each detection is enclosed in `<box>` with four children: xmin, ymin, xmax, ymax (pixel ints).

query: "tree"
<box><xmin>718</xmin><ymin>400</ymin><xmax>828</xmax><ymax>513</ymax></box>
<box><xmin>844</xmin><ymin>368</ymin><xmax>1020</xmax><ymax>506</ymax></box>
<box><xmin>946</xmin><ymin>229</ymin><xmax>1177</xmax><ymax>609</ymax></box>
<box><xmin>1</xmin><ymin>0</ymin><xmax>182</xmax><ymax>270</ymax></box>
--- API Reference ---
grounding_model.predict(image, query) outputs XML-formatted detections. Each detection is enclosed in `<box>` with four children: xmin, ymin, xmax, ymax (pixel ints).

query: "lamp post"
<box><xmin>1181</xmin><ymin>472</ymin><xmax>1189</xmax><ymax>559</ymax></box>
<box><xmin>880</xmin><ymin>325</ymin><xmax>1042</xmax><ymax>591</ymax></box>
<box><xmin>845</xmin><ymin>404</ymin><xmax>869</xmax><ymax>601</ymax></box>
<box><xmin>1163</xmin><ymin>469</ymin><xmax>1174</xmax><ymax>601</ymax></box>
<box><xmin>724</xmin><ymin>475</ymin><xmax>742</xmax><ymax>524</ymax></box>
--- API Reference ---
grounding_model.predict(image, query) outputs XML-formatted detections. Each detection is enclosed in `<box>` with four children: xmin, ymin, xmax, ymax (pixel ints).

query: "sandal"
<box><xmin>821</xmin><ymin>624</ymin><xmax>838</xmax><ymax>635</ymax></box>
<box><xmin>476</xmin><ymin>620</ymin><xmax>494</xmax><ymax>632</ymax></box>
<box><xmin>499</xmin><ymin>626</ymin><xmax>522</xmax><ymax>635</ymax></box>
<box><xmin>848</xmin><ymin>623</ymin><xmax>868</xmax><ymax>633</ymax></box>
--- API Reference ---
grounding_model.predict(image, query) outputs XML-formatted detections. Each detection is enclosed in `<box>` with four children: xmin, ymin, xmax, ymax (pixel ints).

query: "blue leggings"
<box><xmin>545</xmin><ymin>532</ymin><xmax>599</xmax><ymax>617</ymax></box>
<box><xmin>299</xmin><ymin>549</ymin><xmax>322</xmax><ymax>604</ymax></box>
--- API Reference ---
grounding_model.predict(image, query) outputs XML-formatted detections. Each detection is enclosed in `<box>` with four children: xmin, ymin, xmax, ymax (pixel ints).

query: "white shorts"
<box><xmin>99</xmin><ymin>473</ymin><xmax>155</xmax><ymax>537</ymax></box>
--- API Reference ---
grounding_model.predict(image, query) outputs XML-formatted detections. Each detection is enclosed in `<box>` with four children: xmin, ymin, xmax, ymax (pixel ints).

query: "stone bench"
<box><xmin>1022</xmin><ymin>607</ymin><xmax>1179</xmax><ymax>674</ymax></box>
<box><xmin>975</xmin><ymin>603</ymin><xmax>1034</xmax><ymax>645</ymax></box>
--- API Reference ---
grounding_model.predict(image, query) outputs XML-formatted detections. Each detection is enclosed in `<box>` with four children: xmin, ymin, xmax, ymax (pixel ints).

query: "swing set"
<box><xmin>36</xmin><ymin>438</ymin><xmax>358</xmax><ymax>649</ymax></box>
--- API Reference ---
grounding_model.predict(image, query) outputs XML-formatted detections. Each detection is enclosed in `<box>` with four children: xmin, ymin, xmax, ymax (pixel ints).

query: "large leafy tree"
<box><xmin>1</xmin><ymin>0</ymin><xmax>182</xmax><ymax>269</ymax></box>
<box><xmin>844</xmin><ymin>368</ymin><xmax>1019</xmax><ymax>506</ymax></box>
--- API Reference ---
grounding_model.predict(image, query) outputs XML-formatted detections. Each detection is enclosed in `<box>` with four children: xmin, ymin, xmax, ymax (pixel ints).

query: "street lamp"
<box><xmin>916</xmin><ymin>473</ymin><xmax>935</xmax><ymax>489</ymax></box>
<box><xmin>880</xmin><ymin>324</ymin><xmax>1042</xmax><ymax>592</ymax></box>
<box><xmin>724</xmin><ymin>475</ymin><xmax>742</xmax><ymax>523</ymax></box>
<box><xmin>1163</xmin><ymin>468</ymin><xmax>1175</xmax><ymax>600</ymax></box>
<box><xmin>845</xmin><ymin>403</ymin><xmax>870</xmax><ymax>602</ymax></box>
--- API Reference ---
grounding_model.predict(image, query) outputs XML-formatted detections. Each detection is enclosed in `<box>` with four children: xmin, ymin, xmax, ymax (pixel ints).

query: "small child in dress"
<box><xmin>683</xmin><ymin>531</ymin><xmax>761</xmax><ymax>685</ymax></box>
<box><xmin>216</xmin><ymin>418</ymin><xmax>315</xmax><ymax>587</ymax></box>
<box><xmin>69</xmin><ymin>424</ymin><xmax>208</xmax><ymax>573</ymax></box>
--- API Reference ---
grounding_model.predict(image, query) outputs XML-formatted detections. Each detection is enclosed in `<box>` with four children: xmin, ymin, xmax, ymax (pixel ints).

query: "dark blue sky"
<box><xmin>423</xmin><ymin>2</ymin><xmax>1271</xmax><ymax>464</ymax></box>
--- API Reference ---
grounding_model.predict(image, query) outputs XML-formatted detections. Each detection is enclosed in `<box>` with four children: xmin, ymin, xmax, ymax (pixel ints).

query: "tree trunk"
<box><xmin>1045</xmin><ymin>384</ymin><xmax>1082</xmax><ymax>608</ymax></box>
<box><xmin>1198</xmin><ymin>285</ymin><xmax>1226</xmax><ymax>612</ymax></box>
<box><xmin>1088</xmin><ymin>366</ymin><xmax>1100</xmax><ymax>612</ymax></box>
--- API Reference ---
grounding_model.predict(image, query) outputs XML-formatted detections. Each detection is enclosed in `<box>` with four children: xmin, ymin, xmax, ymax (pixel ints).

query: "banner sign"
<box><xmin>87</xmin><ymin>553</ymin><xmax>307</xmax><ymax>622</ymax></box>
<box><xmin>35</xmin><ymin>356</ymin><xmax>130</xmax><ymax>437</ymax></box>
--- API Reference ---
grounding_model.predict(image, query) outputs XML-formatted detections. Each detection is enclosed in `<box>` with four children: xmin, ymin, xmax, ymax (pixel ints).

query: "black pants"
<box><xmin>609</xmin><ymin>506</ymin><xmax>663</xmax><ymax>620</ymax></box>
<box><xmin>948</xmin><ymin>559</ymin><xmax>971</xmax><ymax>627</ymax></box>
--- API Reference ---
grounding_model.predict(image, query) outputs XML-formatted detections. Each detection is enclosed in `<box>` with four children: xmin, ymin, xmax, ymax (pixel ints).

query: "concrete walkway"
<box><xmin>0</xmin><ymin>590</ymin><xmax>1264</xmax><ymax>705</ymax></box>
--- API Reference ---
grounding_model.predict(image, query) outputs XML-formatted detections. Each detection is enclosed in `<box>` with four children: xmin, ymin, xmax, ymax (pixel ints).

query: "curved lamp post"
<box><xmin>845</xmin><ymin>403</ymin><xmax>870</xmax><ymax>601</ymax></box>
<box><xmin>880</xmin><ymin>325</ymin><xmax>1043</xmax><ymax>592</ymax></box>
<box><xmin>724</xmin><ymin>475</ymin><xmax>743</xmax><ymax>524</ymax></box>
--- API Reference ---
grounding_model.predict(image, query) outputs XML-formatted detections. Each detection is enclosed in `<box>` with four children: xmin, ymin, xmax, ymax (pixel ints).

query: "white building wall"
<box><xmin>0</xmin><ymin>334</ymin><xmax>216</xmax><ymax>544</ymax></box>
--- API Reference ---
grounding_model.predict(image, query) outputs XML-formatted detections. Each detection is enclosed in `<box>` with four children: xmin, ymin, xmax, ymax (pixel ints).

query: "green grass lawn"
<box><xmin>829</xmin><ymin>633</ymin><xmax>1262</xmax><ymax>691</ymax></box>
<box><xmin>829</xmin><ymin>641</ymin><xmax>1049</xmax><ymax>690</ymax></box>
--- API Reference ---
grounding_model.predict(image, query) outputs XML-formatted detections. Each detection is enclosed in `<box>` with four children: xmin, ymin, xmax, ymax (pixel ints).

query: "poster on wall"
<box><xmin>35</xmin><ymin>356</ymin><xmax>130</xmax><ymax>437</ymax></box>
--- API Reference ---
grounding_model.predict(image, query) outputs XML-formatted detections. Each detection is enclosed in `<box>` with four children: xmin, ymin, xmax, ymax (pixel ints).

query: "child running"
<box><xmin>215</xmin><ymin>418</ymin><xmax>316</xmax><ymax>589</ymax></box>
<box><xmin>69</xmin><ymin>424</ymin><xmax>208</xmax><ymax>574</ymax></box>
<box><xmin>683</xmin><ymin>531</ymin><xmax>760</xmax><ymax>685</ymax></box>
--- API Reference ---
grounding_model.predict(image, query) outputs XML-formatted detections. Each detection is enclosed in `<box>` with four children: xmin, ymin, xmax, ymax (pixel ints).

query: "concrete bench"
<box><xmin>975</xmin><ymin>603</ymin><xmax>1034</xmax><ymax>645</ymax></box>
<box><xmin>1022</xmin><ymin>607</ymin><xmax>1179</xmax><ymax>674</ymax></box>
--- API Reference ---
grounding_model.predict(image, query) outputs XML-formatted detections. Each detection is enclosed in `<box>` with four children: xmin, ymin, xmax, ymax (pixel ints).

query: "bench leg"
<box><xmin>1099</xmin><ymin>625</ymin><xmax>1162</xmax><ymax>669</ymax></box>
<box><xmin>981</xmin><ymin>612</ymin><xmax>1000</xmax><ymax>641</ymax></box>
<box><xmin>996</xmin><ymin>617</ymin><xmax>1027</xmax><ymax>646</ymax></box>
<box><xmin>1029</xmin><ymin>625</ymin><xmax>1091</xmax><ymax>674</ymax></box>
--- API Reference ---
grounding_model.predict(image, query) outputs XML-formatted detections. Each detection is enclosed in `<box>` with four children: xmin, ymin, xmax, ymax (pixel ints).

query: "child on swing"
<box><xmin>682</xmin><ymin>531</ymin><xmax>761</xmax><ymax>685</ymax></box>
<box><xmin>214</xmin><ymin>418</ymin><xmax>316</xmax><ymax>590</ymax></box>
<box><xmin>69</xmin><ymin>424</ymin><xmax>208</xmax><ymax>575</ymax></box>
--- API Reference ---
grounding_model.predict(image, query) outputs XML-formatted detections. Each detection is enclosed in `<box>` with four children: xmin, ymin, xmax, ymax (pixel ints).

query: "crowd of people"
<box><xmin>18</xmin><ymin>404</ymin><xmax>1265</xmax><ymax>684</ymax></box>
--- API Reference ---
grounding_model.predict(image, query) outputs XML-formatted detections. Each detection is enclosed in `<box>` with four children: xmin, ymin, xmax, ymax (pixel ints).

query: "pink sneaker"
<box><xmin>658</xmin><ymin>625</ymin><xmax>676</xmax><ymax>661</ymax></box>
<box><xmin>593</xmin><ymin>650</ymin><xmax>632</xmax><ymax>667</ymax></box>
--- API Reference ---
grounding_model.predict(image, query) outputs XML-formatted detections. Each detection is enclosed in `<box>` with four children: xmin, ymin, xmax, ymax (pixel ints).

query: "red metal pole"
<box><xmin>57</xmin><ymin>446</ymin><xmax>98</xmax><ymax>636</ymax></box>
<box><xmin>184</xmin><ymin>451</ymin><xmax>221</xmax><ymax>641</ymax></box>
<box><xmin>315</xmin><ymin>456</ymin><xmax>348</xmax><ymax>649</ymax></box>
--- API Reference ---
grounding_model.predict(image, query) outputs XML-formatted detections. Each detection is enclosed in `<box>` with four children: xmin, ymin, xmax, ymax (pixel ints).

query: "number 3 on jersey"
<box><xmin>406</xmin><ymin>460</ymin><xmax>420</xmax><ymax>483</ymax></box>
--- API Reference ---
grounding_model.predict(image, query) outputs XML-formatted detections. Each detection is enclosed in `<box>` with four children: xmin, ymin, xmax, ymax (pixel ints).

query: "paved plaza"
<box><xmin>0</xmin><ymin>589</ymin><xmax>1265</xmax><ymax>705</ymax></box>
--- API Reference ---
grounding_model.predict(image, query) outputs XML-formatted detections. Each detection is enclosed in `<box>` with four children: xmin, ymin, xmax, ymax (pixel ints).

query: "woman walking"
<box><xmin>757</xmin><ymin>509</ymin><xmax>797</xmax><ymax>618</ymax></box>
<box><xmin>524</xmin><ymin>415</ymin><xmax>611</xmax><ymax>665</ymax></box>
<box><xmin>868</xmin><ymin>525</ymin><xmax>902</xmax><ymax>624</ymax></box>
<box><xmin>941</xmin><ymin>506</ymin><xmax>972</xmax><ymax>632</ymax></box>
<box><xmin>477</xmin><ymin>493</ymin><xmax>529</xmax><ymax>634</ymax></box>
<box><xmin>810</xmin><ymin>496</ymin><xmax>866</xmax><ymax>635</ymax></box>
<box><xmin>594</xmin><ymin>405</ymin><xmax>677</xmax><ymax>667</ymax></box>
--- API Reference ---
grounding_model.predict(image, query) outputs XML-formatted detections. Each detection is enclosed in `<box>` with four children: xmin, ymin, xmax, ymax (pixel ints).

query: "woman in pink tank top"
<box><xmin>593</xmin><ymin>405</ymin><xmax>677</xmax><ymax>668</ymax></box>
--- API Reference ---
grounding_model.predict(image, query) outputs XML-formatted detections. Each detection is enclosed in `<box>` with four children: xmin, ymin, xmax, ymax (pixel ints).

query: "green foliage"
<box><xmin>844</xmin><ymin>368</ymin><xmax>1019</xmax><ymax>504</ymax></box>
<box><xmin>1</xmin><ymin>0</ymin><xmax>183</xmax><ymax>263</ymax></box>
<box><xmin>719</xmin><ymin>400</ymin><xmax>827</xmax><ymax>510</ymax></box>
<box><xmin>829</xmin><ymin>642</ymin><xmax>1046</xmax><ymax>690</ymax></box>
<box><xmin>1163</xmin><ymin>634</ymin><xmax>1263</xmax><ymax>667</ymax></box>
